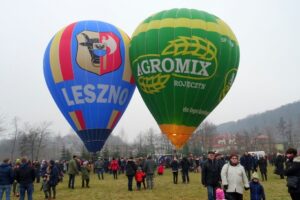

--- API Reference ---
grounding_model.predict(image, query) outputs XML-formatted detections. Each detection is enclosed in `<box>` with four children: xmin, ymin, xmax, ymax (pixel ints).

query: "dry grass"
<box><xmin>11</xmin><ymin>166</ymin><xmax>290</xmax><ymax>200</ymax></box>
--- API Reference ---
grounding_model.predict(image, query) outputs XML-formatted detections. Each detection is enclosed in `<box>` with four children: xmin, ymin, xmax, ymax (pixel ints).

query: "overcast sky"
<box><xmin>0</xmin><ymin>0</ymin><xmax>299</xmax><ymax>142</ymax></box>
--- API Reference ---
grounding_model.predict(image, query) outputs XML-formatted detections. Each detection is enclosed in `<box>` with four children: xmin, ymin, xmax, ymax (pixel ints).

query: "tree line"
<box><xmin>0</xmin><ymin>112</ymin><xmax>299</xmax><ymax>162</ymax></box>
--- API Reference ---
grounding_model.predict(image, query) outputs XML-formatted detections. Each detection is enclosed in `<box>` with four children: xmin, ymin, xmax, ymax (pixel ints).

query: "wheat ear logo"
<box><xmin>134</xmin><ymin>36</ymin><xmax>218</xmax><ymax>94</ymax></box>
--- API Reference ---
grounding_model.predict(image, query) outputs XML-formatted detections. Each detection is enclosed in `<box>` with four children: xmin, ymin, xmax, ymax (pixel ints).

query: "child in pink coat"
<box><xmin>216</xmin><ymin>187</ymin><xmax>226</xmax><ymax>200</ymax></box>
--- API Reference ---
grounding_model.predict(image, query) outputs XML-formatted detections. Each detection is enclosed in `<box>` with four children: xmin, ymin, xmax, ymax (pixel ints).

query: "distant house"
<box><xmin>211</xmin><ymin>133</ymin><xmax>239</xmax><ymax>153</ymax></box>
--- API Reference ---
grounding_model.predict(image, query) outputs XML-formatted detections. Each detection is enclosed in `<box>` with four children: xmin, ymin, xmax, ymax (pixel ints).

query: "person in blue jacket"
<box><xmin>48</xmin><ymin>160</ymin><xmax>59</xmax><ymax>199</ymax></box>
<box><xmin>249</xmin><ymin>172</ymin><xmax>265</xmax><ymax>200</ymax></box>
<box><xmin>0</xmin><ymin>158</ymin><xmax>14</xmax><ymax>200</ymax></box>
<box><xmin>170</xmin><ymin>157</ymin><xmax>179</xmax><ymax>184</ymax></box>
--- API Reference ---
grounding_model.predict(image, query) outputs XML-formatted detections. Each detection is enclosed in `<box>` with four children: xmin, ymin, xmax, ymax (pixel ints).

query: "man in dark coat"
<box><xmin>202</xmin><ymin>151</ymin><xmax>221</xmax><ymax>200</ymax></box>
<box><xmin>125</xmin><ymin>157</ymin><xmax>137</xmax><ymax>191</ymax></box>
<box><xmin>180</xmin><ymin>157</ymin><xmax>190</xmax><ymax>184</ymax></box>
<box><xmin>15</xmin><ymin>157</ymin><xmax>36</xmax><ymax>200</ymax></box>
<box><xmin>170</xmin><ymin>157</ymin><xmax>179</xmax><ymax>184</ymax></box>
<box><xmin>48</xmin><ymin>160</ymin><xmax>59</xmax><ymax>199</ymax></box>
<box><xmin>240</xmin><ymin>152</ymin><xmax>253</xmax><ymax>180</ymax></box>
<box><xmin>257</xmin><ymin>156</ymin><xmax>268</xmax><ymax>181</ymax></box>
<box><xmin>0</xmin><ymin>158</ymin><xmax>14</xmax><ymax>200</ymax></box>
<box><xmin>284</xmin><ymin>148</ymin><xmax>300</xmax><ymax>200</ymax></box>
<box><xmin>274</xmin><ymin>152</ymin><xmax>285</xmax><ymax>179</ymax></box>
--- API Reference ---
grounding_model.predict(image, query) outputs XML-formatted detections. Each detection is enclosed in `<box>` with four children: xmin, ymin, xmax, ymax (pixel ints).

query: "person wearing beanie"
<box><xmin>221</xmin><ymin>154</ymin><xmax>249</xmax><ymax>200</ymax></box>
<box><xmin>249</xmin><ymin>172</ymin><xmax>265</xmax><ymax>200</ymax></box>
<box><xmin>284</xmin><ymin>148</ymin><xmax>300</xmax><ymax>200</ymax></box>
<box><xmin>135</xmin><ymin>166</ymin><xmax>145</xmax><ymax>190</ymax></box>
<box><xmin>12</xmin><ymin>159</ymin><xmax>21</xmax><ymax>197</ymax></box>
<box><xmin>81</xmin><ymin>161</ymin><xmax>91</xmax><ymax>188</ymax></box>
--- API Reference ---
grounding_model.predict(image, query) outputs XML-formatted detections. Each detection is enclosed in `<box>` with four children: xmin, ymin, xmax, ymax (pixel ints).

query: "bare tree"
<box><xmin>35</xmin><ymin>122</ymin><xmax>51</xmax><ymax>161</ymax></box>
<box><xmin>17</xmin><ymin>122</ymin><xmax>51</xmax><ymax>161</ymax></box>
<box><xmin>263</xmin><ymin>126</ymin><xmax>275</xmax><ymax>154</ymax></box>
<box><xmin>19</xmin><ymin>131</ymin><xmax>29</xmax><ymax>157</ymax></box>
<box><xmin>10</xmin><ymin>117</ymin><xmax>19</xmax><ymax>161</ymax></box>
<box><xmin>134</xmin><ymin>131</ymin><xmax>148</xmax><ymax>157</ymax></box>
<box><xmin>146</xmin><ymin>128</ymin><xmax>156</xmax><ymax>155</ymax></box>
<box><xmin>198</xmin><ymin>121</ymin><xmax>217</xmax><ymax>151</ymax></box>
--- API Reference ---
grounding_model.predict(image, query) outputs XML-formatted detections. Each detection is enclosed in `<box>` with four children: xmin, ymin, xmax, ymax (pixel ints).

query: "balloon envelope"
<box><xmin>129</xmin><ymin>8</ymin><xmax>239</xmax><ymax>148</ymax></box>
<box><xmin>44</xmin><ymin>21</ymin><xmax>135</xmax><ymax>152</ymax></box>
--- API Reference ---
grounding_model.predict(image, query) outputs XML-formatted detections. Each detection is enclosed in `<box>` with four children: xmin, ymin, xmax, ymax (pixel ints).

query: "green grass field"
<box><xmin>12</xmin><ymin>167</ymin><xmax>290</xmax><ymax>200</ymax></box>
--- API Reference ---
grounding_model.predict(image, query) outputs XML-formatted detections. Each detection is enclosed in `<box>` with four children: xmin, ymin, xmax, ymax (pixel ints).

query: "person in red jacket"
<box><xmin>157</xmin><ymin>164</ymin><xmax>164</xmax><ymax>175</ymax></box>
<box><xmin>135</xmin><ymin>167</ymin><xmax>145</xmax><ymax>190</ymax></box>
<box><xmin>110</xmin><ymin>158</ymin><xmax>119</xmax><ymax>180</ymax></box>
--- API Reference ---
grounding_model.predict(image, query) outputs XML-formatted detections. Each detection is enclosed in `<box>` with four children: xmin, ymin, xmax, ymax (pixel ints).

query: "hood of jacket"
<box><xmin>20</xmin><ymin>163</ymin><xmax>29</xmax><ymax>169</ymax></box>
<box><xmin>0</xmin><ymin>163</ymin><xmax>11</xmax><ymax>170</ymax></box>
<box><xmin>293</xmin><ymin>156</ymin><xmax>300</xmax><ymax>163</ymax></box>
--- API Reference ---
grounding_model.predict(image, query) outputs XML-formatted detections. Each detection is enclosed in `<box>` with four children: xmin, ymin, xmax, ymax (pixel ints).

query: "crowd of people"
<box><xmin>0</xmin><ymin>148</ymin><xmax>299</xmax><ymax>200</ymax></box>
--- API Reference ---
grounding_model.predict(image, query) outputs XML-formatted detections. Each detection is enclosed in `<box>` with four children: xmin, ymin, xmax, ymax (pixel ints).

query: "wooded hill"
<box><xmin>217</xmin><ymin>100</ymin><xmax>300</xmax><ymax>136</ymax></box>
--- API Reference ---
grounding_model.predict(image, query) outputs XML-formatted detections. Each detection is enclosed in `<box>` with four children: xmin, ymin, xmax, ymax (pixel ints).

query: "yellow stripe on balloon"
<box><xmin>132</xmin><ymin>18</ymin><xmax>238</xmax><ymax>44</ymax></box>
<box><xmin>159</xmin><ymin>124</ymin><xmax>196</xmax><ymax>149</ymax></box>
<box><xmin>107</xmin><ymin>110</ymin><xmax>119</xmax><ymax>129</ymax></box>
<box><xmin>49</xmin><ymin>28</ymin><xmax>64</xmax><ymax>83</ymax></box>
<box><xmin>69</xmin><ymin>111</ymin><xmax>82</xmax><ymax>131</ymax></box>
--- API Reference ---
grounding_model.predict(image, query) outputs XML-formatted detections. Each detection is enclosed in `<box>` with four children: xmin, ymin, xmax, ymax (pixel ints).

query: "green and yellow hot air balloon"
<box><xmin>129</xmin><ymin>8</ymin><xmax>239</xmax><ymax>148</ymax></box>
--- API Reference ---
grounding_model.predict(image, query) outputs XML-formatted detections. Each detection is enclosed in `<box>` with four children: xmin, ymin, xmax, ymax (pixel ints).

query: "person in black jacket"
<box><xmin>240</xmin><ymin>152</ymin><xmax>253</xmax><ymax>180</ymax></box>
<box><xmin>201</xmin><ymin>151</ymin><xmax>221</xmax><ymax>200</ymax></box>
<box><xmin>274</xmin><ymin>152</ymin><xmax>285</xmax><ymax>179</ymax></box>
<box><xmin>125</xmin><ymin>157</ymin><xmax>137</xmax><ymax>191</ymax></box>
<box><xmin>257</xmin><ymin>156</ymin><xmax>268</xmax><ymax>181</ymax></box>
<box><xmin>15</xmin><ymin>157</ymin><xmax>35</xmax><ymax>200</ymax></box>
<box><xmin>180</xmin><ymin>157</ymin><xmax>190</xmax><ymax>184</ymax></box>
<box><xmin>170</xmin><ymin>157</ymin><xmax>179</xmax><ymax>184</ymax></box>
<box><xmin>0</xmin><ymin>158</ymin><xmax>14</xmax><ymax>200</ymax></box>
<box><xmin>284</xmin><ymin>148</ymin><xmax>300</xmax><ymax>200</ymax></box>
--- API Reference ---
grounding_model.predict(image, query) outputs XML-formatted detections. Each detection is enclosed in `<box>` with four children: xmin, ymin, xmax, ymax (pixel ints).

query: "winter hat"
<box><xmin>252</xmin><ymin>172</ymin><xmax>260</xmax><ymax>180</ymax></box>
<box><xmin>229</xmin><ymin>153</ymin><xmax>238</xmax><ymax>159</ymax></box>
<box><xmin>83</xmin><ymin>161</ymin><xmax>89</xmax><ymax>165</ymax></box>
<box><xmin>286</xmin><ymin>148</ymin><xmax>297</xmax><ymax>155</ymax></box>
<box><xmin>137</xmin><ymin>166</ymin><xmax>142</xmax><ymax>170</ymax></box>
<box><xmin>216</xmin><ymin>188</ymin><xmax>225</xmax><ymax>199</ymax></box>
<box><xmin>208</xmin><ymin>151</ymin><xmax>215</xmax><ymax>155</ymax></box>
<box><xmin>15</xmin><ymin>158</ymin><xmax>21</xmax><ymax>164</ymax></box>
